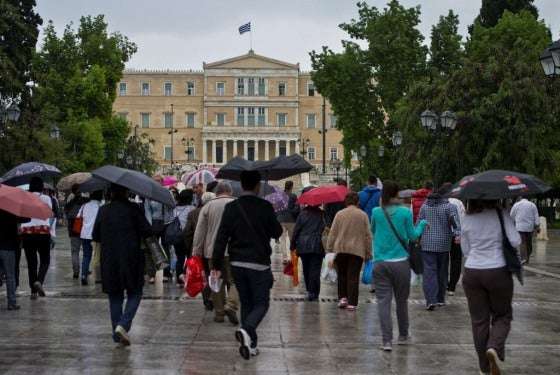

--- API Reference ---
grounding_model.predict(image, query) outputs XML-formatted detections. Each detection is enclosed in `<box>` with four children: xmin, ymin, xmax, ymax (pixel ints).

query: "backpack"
<box><xmin>162</xmin><ymin>217</ymin><xmax>183</xmax><ymax>247</ymax></box>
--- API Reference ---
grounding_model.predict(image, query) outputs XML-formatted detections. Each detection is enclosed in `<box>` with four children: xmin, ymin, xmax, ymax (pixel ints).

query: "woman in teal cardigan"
<box><xmin>370</xmin><ymin>181</ymin><xmax>427</xmax><ymax>351</ymax></box>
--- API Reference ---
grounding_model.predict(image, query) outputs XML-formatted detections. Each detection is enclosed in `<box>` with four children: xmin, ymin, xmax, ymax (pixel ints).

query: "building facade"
<box><xmin>113</xmin><ymin>51</ymin><xmax>345</xmax><ymax>173</ymax></box>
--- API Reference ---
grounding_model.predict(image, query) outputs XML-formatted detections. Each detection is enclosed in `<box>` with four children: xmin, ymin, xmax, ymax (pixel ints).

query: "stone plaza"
<box><xmin>1</xmin><ymin>230</ymin><xmax>559</xmax><ymax>374</ymax></box>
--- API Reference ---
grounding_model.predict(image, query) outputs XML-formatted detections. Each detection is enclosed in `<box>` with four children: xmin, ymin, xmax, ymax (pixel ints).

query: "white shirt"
<box><xmin>80</xmin><ymin>200</ymin><xmax>101</xmax><ymax>240</ymax></box>
<box><xmin>461</xmin><ymin>209</ymin><xmax>521</xmax><ymax>269</ymax></box>
<box><xmin>448</xmin><ymin>198</ymin><xmax>465</xmax><ymax>225</ymax></box>
<box><xmin>510</xmin><ymin>199</ymin><xmax>540</xmax><ymax>232</ymax></box>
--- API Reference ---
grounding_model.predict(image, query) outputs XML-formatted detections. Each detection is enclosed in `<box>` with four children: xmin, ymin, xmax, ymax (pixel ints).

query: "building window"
<box><xmin>216</xmin><ymin>82</ymin><xmax>225</xmax><ymax>96</ymax></box>
<box><xmin>278</xmin><ymin>82</ymin><xmax>286</xmax><ymax>96</ymax></box>
<box><xmin>141</xmin><ymin>82</ymin><xmax>150</xmax><ymax>96</ymax></box>
<box><xmin>247</xmin><ymin>107</ymin><xmax>255</xmax><ymax>127</ymax></box>
<box><xmin>117</xmin><ymin>112</ymin><xmax>128</xmax><ymax>121</ymax></box>
<box><xmin>330</xmin><ymin>114</ymin><xmax>337</xmax><ymax>128</ymax></box>
<box><xmin>237</xmin><ymin>108</ymin><xmax>245</xmax><ymax>126</ymax></box>
<box><xmin>119</xmin><ymin>82</ymin><xmax>127</xmax><ymax>96</ymax></box>
<box><xmin>164</xmin><ymin>82</ymin><xmax>172</xmax><ymax>96</ymax></box>
<box><xmin>306</xmin><ymin>113</ymin><xmax>316</xmax><ymax>129</ymax></box>
<box><xmin>258</xmin><ymin>78</ymin><xmax>266</xmax><ymax>96</ymax></box>
<box><xmin>308</xmin><ymin>147</ymin><xmax>316</xmax><ymax>160</ymax></box>
<box><xmin>237</xmin><ymin>78</ymin><xmax>245</xmax><ymax>95</ymax></box>
<box><xmin>216</xmin><ymin>143</ymin><xmax>224</xmax><ymax>163</ymax></box>
<box><xmin>216</xmin><ymin>113</ymin><xmax>225</xmax><ymax>126</ymax></box>
<box><xmin>277</xmin><ymin>113</ymin><xmax>287</xmax><ymax>127</ymax></box>
<box><xmin>257</xmin><ymin>107</ymin><xmax>265</xmax><ymax>126</ymax></box>
<box><xmin>164</xmin><ymin>112</ymin><xmax>173</xmax><ymax>128</ymax></box>
<box><xmin>248</xmin><ymin>78</ymin><xmax>255</xmax><ymax>96</ymax></box>
<box><xmin>186</xmin><ymin>112</ymin><xmax>195</xmax><ymax>128</ymax></box>
<box><xmin>141</xmin><ymin>113</ymin><xmax>150</xmax><ymax>128</ymax></box>
<box><xmin>248</xmin><ymin>144</ymin><xmax>255</xmax><ymax>161</ymax></box>
<box><xmin>164</xmin><ymin>146</ymin><xmax>172</xmax><ymax>161</ymax></box>
<box><xmin>330</xmin><ymin>147</ymin><xmax>338</xmax><ymax>160</ymax></box>
<box><xmin>307</xmin><ymin>82</ymin><xmax>315</xmax><ymax>96</ymax></box>
<box><xmin>187</xmin><ymin>81</ymin><xmax>195</xmax><ymax>96</ymax></box>
<box><xmin>279</xmin><ymin>142</ymin><xmax>287</xmax><ymax>156</ymax></box>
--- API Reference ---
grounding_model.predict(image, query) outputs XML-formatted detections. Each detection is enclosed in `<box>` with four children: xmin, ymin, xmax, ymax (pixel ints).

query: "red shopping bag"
<box><xmin>184</xmin><ymin>256</ymin><xmax>206</xmax><ymax>297</ymax></box>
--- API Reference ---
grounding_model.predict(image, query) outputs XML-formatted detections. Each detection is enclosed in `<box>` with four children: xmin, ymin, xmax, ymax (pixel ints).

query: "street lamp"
<box><xmin>181</xmin><ymin>137</ymin><xmax>195</xmax><ymax>161</ymax></box>
<box><xmin>298</xmin><ymin>138</ymin><xmax>310</xmax><ymax>159</ymax></box>
<box><xmin>540</xmin><ymin>40</ymin><xmax>560</xmax><ymax>77</ymax></box>
<box><xmin>0</xmin><ymin>102</ymin><xmax>21</xmax><ymax>135</ymax></box>
<box><xmin>392</xmin><ymin>131</ymin><xmax>403</xmax><ymax>147</ymax></box>
<box><xmin>329</xmin><ymin>158</ymin><xmax>342</xmax><ymax>181</ymax></box>
<box><xmin>359</xmin><ymin>145</ymin><xmax>367</xmax><ymax>159</ymax></box>
<box><xmin>378</xmin><ymin>146</ymin><xmax>385</xmax><ymax>157</ymax></box>
<box><xmin>50</xmin><ymin>125</ymin><xmax>60</xmax><ymax>139</ymax></box>
<box><xmin>420</xmin><ymin>109</ymin><xmax>457</xmax><ymax>187</ymax></box>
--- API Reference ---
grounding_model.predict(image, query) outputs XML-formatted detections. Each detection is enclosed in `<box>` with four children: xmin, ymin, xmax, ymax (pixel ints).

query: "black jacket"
<box><xmin>290</xmin><ymin>206</ymin><xmax>326</xmax><ymax>256</ymax></box>
<box><xmin>212</xmin><ymin>194</ymin><xmax>283</xmax><ymax>269</ymax></box>
<box><xmin>276</xmin><ymin>192</ymin><xmax>299</xmax><ymax>223</ymax></box>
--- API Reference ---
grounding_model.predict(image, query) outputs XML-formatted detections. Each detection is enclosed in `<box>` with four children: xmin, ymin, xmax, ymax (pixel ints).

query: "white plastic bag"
<box><xmin>321</xmin><ymin>253</ymin><xmax>337</xmax><ymax>283</ymax></box>
<box><xmin>208</xmin><ymin>273</ymin><xmax>223</xmax><ymax>293</ymax></box>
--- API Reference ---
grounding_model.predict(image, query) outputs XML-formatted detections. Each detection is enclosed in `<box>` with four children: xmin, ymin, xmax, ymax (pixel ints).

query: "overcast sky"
<box><xmin>36</xmin><ymin>0</ymin><xmax>560</xmax><ymax>71</ymax></box>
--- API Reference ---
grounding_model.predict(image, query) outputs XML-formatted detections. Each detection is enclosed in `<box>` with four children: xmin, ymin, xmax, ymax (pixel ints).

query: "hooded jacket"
<box><xmin>412</xmin><ymin>188</ymin><xmax>432</xmax><ymax>223</ymax></box>
<box><xmin>358</xmin><ymin>185</ymin><xmax>381</xmax><ymax>219</ymax></box>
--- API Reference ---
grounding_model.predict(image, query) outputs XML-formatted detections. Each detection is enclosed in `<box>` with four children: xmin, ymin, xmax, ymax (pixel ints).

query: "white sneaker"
<box><xmin>115</xmin><ymin>325</ymin><xmax>130</xmax><ymax>346</ymax></box>
<box><xmin>235</xmin><ymin>328</ymin><xmax>251</xmax><ymax>360</ymax></box>
<box><xmin>486</xmin><ymin>348</ymin><xmax>501</xmax><ymax>375</ymax></box>
<box><xmin>380</xmin><ymin>342</ymin><xmax>392</xmax><ymax>352</ymax></box>
<box><xmin>250</xmin><ymin>347</ymin><xmax>259</xmax><ymax>356</ymax></box>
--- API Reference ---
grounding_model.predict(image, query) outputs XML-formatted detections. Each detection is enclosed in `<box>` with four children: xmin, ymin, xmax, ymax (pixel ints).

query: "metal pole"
<box><xmin>322</xmin><ymin>96</ymin><xmax>326</xmax><ymax>174</ymax></box>
<box><xmin>170</xmin><ymin>104</ymin><xmax>174</xmax><ymax>172</ymax></box>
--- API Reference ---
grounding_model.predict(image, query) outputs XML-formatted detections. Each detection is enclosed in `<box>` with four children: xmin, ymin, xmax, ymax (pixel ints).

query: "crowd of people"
<box><xmin>0</xmin><ymin>169</ymin><xmax>543</xmax><ymax>375</ymax></box>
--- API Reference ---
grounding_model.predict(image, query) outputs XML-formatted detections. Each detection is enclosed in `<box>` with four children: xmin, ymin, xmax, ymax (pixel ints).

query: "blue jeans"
<box><xmin>422</xmin><ymin>251</ymin><xmax>449</xmax><ymax>306</ymax></box>
<box><xmin>108</xmin><ymin>290</ymin><xmax>142</xmax><ymax>342</ymax></box>
<box><xmin>81</xmin><ymin>239</ymin><xmax>93</xmax><ymax>279</ymax></box>
<box><xmin>0</xmin><ymin>250</ymin><xmax>16</xmax><ymax>306</ymax></box>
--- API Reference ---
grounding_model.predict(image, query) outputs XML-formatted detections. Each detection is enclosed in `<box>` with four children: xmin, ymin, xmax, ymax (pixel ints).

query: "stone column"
<box><xmin>223</xmin><ymin>140</ymin><xmax>228</xmax><ymax>163</ymax></box>
<box><xmin>264</xmin><ymin>139</ymin><xmax>270</xmax><ymax>161</ymax></box>
<box><xmin>202</xmin><ymin>139</ymin><xmax>207</xmax><ymax>163</ymax></box>
<box><xmin>275</xmin><ymin>140</ymin><xmax>280</xmax><ymax>157</ymax></box>
<box><xmin>295</xmin><ymin>139</ymin><xmax>300</xmax><ymax>155</ymax></box>
<box><xmin>255</xmin><ymin>139</ymin><xmax>260</xmax><ymax>161</ymax></box>
<box><xmin>243</xmin><ymin>140</ymin><xmax>248</xmax><ymax>159</ymax></box>
<box><xmin>211</xmin><ymin>140</ymin><xmax>217</xmax><ymax>164</ymax></box>
<box><xmin>233</xmin><ymin>139</ymin><xmax>238</xmax><ymax>157</ymax></box>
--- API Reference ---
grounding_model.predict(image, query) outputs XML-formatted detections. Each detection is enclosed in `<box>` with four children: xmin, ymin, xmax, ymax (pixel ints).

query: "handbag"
<box><xmin>361</xmin><ymin>259</ymin><xmax>374</xmax><ymax>285</ymax></box>
<box><xmin>321</xmin><ymin>213</ymin><xmax>330</xmax><ymax>251</ymax></box>
<box><xmin>144</xmin><ymin>236</ymin><xmax>169</xmax><ymax>270</ymax></box>
<box><xmin>496</xmin><ymin>209</ymin><xmax>524</xmax><ymax>285</ymax></box>
<box><xmin>71</xmin><ymin>205</ymin><xmax>84</xmax><ymax>236</ymax></box>
<box><xmin>382</xmin><ymin>207</ymin><xmax>424</xmax><ymax>274</ymax></box>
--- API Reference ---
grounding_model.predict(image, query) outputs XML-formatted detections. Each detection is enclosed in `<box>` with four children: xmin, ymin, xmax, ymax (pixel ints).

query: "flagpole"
<box><xmin>250</xmin><ymin>24</ymin><xmax>253</xmax><ymax>51</ymax></box>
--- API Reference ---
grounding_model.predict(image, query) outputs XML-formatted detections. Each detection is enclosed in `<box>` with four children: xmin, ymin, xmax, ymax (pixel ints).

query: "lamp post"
<box><xmin>359</xmin><ymin>145</ymin><xmax>367</xmax><ymax>186</ymax></box>
<box><xmin>168</xmin><ymin>104</ymin><xmax>177</xmax><ymax>173</ymax></box>
<box><xmin>420</xmin><ymin>109</ymin><xmax>457</xmax><ymax>187</ymax></box>
<box><xmin>298</xmin><ymin>137</ymin><xmax>310</xmax><ymax>159</ymax></box>
<box><xmin>0</xmin><ymin>102</ymin><xmax>21</xmax><ymax>136</ymax></box>
<box><xmin>50</xmin><ymin>125</ymin><xmax>60</xmax><ymax>139</ymax></box>
<box><xmin>330</xmin><ymin>158</ymin><xmax>342</xmax><ymax>181</ymax></box>
<box><xmin>181</xmin><ymin>137</ymin><xmax>195</xmax><ymax>162</ymax></box>
<box><xmin>540</xmin><ymin>40</ymin><xmax>560</xmax><ymax>77</ymax></box>
<box><xmin>392</xmin><ymin>131</ymin><xmax>403</xmax><ymax>147</ymax></box>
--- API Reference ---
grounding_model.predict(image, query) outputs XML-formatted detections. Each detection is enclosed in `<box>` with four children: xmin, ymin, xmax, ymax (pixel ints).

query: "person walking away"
<box><xmin>193</xmin><ymin>182</ymin><xmax>239</xmax><ymax>324</ymax></box>
<box><xmin>212</xmin><ymin>171</ymin><xmax>283</xmax><ymax>359</ymax></box>
<box><xmin>290</xmin><ymin>203</ymin><xmax>325</xmax><ymax>301</ymax></box>
<box><xmin>92</xmin><ymin>184</ymin><xmax>152</xmax><ymax>346</ymax></box>
<box><xmin>510</xmin><ymin>196</ymin><xmax>540</xmax><ymax>264</ymax></box>
<box><xmin>276</xmin><ymin>181</ymin><xmax>299</xmax><ymax>263</ymax></box>
<box><xmin>370</xmin><ymin>181</ymin><xmax>427</xmax><ymax>351</ymax></box>
<box><xmin>64</xmin><ymin>184</ymin><xmax>87</xmax><ymax>279</ymax></box>
<box><xmin>79</xmin><ymin>190</ymin><xmax>103</xmax><ymax>285</ymax></box>
<box><xmin>192</xmin><ymin>182</ymin><xmax>204</xmax><ymax>208</ymax></box>
<box><xmin>173</xmin><ymin>189</ymin><xmax>195</xmax><ymax>287</ymax></box>
<box><xmin>20</xmin><ymin>177</ymin><xmax>52</xmax><ymax>299</ymax></box>
<box><xmin>47</xmin><ymin>188</ymin><xmax>59</xmax><ymax>250</ymax></box>
<box><xmin>324</xmin><ymin>179</ymin><xmax>348</xmax><ymax>226</ymax></box>
<box><xmin>418</xmin><ymin>185</ymin><xmax>460</xmax><ymax>310</ymax></box>
<box><xmin>438</xmin><ymin>183</ymin><xmax>466</xmax><ymax>296</ymax></box>
<box><xmin>412</xmin><ymin>181</ymin><xmax>433</xmax><ymax>224</ymax></box>
<box><xmin>327</xmin><ymin>191</ymin><xmax>372</xmax><ymax>310</ymax></box>
<box><xmin>461</xmin><ymin>200</ymin><xmax>521</xmax><ymax>375</ymax></box>
<box><xmin>144</xmin><ymin>198</ymin><xmax>175</xmax><ymax>282</ymax></box>
<box><xmin>358</xmin><ymin>175</ymin><xmax>382</xmax><ymax>219</ymax></box>
<box><xmin>184</xmin><ymin>192</ymin><xmax>215</xmax><ymax>310</ymax></box>
<box><xmin>0</xmin><ymin>210</ymin><xmax>30</xmax><ymax>310</ymax></box>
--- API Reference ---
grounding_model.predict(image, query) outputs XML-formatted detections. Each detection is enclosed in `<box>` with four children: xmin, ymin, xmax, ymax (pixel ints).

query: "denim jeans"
<box><xmin>108</xmin><ymin>290</ymin><xmax>142</xmax><ymax>341</ymax></box>
<box><xmin>81</xmin><ymin>239</ymin><xmax>93</xmax><ymax>279</ymax></box>
<box><xmin>422</xmin><ymin>251</ymin><xmax>449</xmax><ymax>306</ymax></box>
<box><xmin>70</xmin><ymin>236</ymin><xmax>82</xmax><ymax>275</ymax></box>
<box><xmin>0</xmin><ymin>250</ymin><xmax>17</xmax><ymax>306</ymax></box>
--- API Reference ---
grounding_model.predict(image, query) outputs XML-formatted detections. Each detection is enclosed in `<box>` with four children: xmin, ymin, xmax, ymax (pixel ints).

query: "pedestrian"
<box><xmin>92</xmin><ymin>184</ymin><xmax>153</xmax><ymax>346</ymax></box>
<box><xmin>412</xmin><ymin>181</ymin><xmax>433</xmax><ymax>224</ymax></box>
<box><xmin>212</xmin><ymin>170</ymin><xmax>283</xmax><ymax>360</ymax></box>
<box><xmin>47</xmin><ymin>187</ymin><xmax>59</xmax><ymax>250</ymax></box>
<box><xmin>324</xmin><ymin>179</ymin><xmax>348</xmax><ymax>226</ymax></box>
<box><xmin>193</xmin><ymin>181</ymin><xmax>239</xmax><ymax>324</ymax></box>
<box><xmin>290</xmin><ymin>203</ymin><xmax>325</xmax><ymax>301</ymax></box>
<box><xmin>370</xmin><ymin>181</ymin><xmax>427</xmax><ymax>351</ymax></box>
<box><xmin>438</xmin><ymin>183</ymin><xmax>466</xmax><ymax>296</ymax></box>
<box><xmin>144</xmin><ymin>197</ymin><xmax>175</xmax><ymax>283</ymax></box>
<box><xmin>192</xmin><ymin>182</ymin><xmax>204</xmax><ymax>207</ymax></box>
<box><xmin>64</xmin><ymin>184</ymin><xmax>87</xmax><ymax>279</ymax></box>
<box><xmin>326</xmin><ymin>191</ymin><xmax>372</xmax><ymax>310</ymax></box>
<box><xmin>510</xmin><ymin>196</ymin><xmax>540</xmax><ymax>264</ymax></box>
<box><xmin>19</xmin><ymin>177</ymin><xmax>53</xmax><ymax>299</ymax></box>
<box><xmin>418</xmin><ymin>185</ymin><xmax>460</xmax><ymax>310</ymax></box>
<box><xmin>461</xmin><ymin>199</ymin><xmax>521</xmax><ymax>375</ymax></box>
<box><xmin>173</xmin><ymin>189</ymin><xmax>195</xmax><ymax>287</ymax></box>
<box><xmin>79</xmin><ymin>190</ymin><xmax>103</xmax><ymax>285</ymax></box>
<box><xmin>0</xmin><ymin>209</ymin><xmax>29</xmax><ymax>310</ymax></box>
<box><xmin>183</xmin><ymin>191</ymin><xmax>215</xmax><ymax>311</ymax></box>
<box><xmin>276</xmin><ymin>180</ymin><xmax>299</xmax><ymax>263</ymax></box>
<box><xmin>358</xmin><ymin>175</ymin><xmax>382</xmax><ymax>219</ymax></box>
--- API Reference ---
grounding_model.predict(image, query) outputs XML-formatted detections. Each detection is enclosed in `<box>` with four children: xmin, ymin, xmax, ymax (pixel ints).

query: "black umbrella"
<box><xmin>225</xmin><ymin>180</ymin><xmax>276</xmax><ymax>197</ymax></box>
<box><xmin>78</xmin><ymin>176</ymin><xmax>110</xmax><ymax>193</ymax></box>
<box><xmin>216</xmin><ymin>154</ymin><xmax>313</xmax><ymax>181</ymax></box>
<box><xmin>91</xmin><ymin>165</ymin><xmax>175</xmax><ymax>207</ymax></box>
<box><xmin>0</xmin><ymin>162</ymin><xmax>62</xmax><ymax>186</ymax></box>
<box><xmin>447</xmin><ymin>170</ymin><xmax>551</xmax><ymax>200</ymax></box>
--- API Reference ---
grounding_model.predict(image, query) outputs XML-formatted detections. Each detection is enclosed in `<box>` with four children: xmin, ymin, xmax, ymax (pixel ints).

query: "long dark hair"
<box><xmin>381</xmin><ymin>180</ymin><xmax>399</xmax><ymax>206</ymax></box>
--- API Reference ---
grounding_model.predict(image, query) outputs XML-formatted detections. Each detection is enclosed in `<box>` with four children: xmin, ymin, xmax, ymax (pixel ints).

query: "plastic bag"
<box><xmin>208</xmin><ymin>272</ymin><xmax>223</xmax><ymax>293</ymax></box>
<box><xmin>184</xmin><ymin>256</ymin><xmax>206</xmax><ymax>297</ymax></box>
<box><xmin>321</xmin><ymin>253</ymin><xmax>337</xmax><ymax>283</ymax></box>
<box><xmin>361</xmin><ymin>259</ymin><xmax>374</xmax><ymax>285</ymax></box>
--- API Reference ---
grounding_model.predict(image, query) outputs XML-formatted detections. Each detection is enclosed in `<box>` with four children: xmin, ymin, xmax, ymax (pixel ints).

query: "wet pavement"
<box><xmin>1</xmin><ymin>230</ymin><xmax>560</xmax><ymax>374</ymax></box>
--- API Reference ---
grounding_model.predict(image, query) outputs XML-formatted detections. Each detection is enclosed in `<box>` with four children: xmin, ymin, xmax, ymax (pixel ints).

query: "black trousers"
<box><xmin>299</xmin><ymin>253</ymin><xmax>324</xmax><ymax>300</ymax></box>
<box><xmin>174</xmin><ymin>242</ymin><xmax>187</xmax><ymax>281</ymax></box>
<box><xmin>231</xmin><ymin>266</ymin><xmax>273</xmax><ymax>348</ymax></box>
<box><xmin>448</xmin><ymin>242</ymin><xmax>463</xmax><ymax>292</ymax></box>
<box><xmin>22</xmin><ymin>234</ymin><xmax>51</xmax><ymax>292</ymax></box>
<box><xmin>335</xmin><ymin>253</ymin><xmax>363</xmax><ymax>306</ymax></box>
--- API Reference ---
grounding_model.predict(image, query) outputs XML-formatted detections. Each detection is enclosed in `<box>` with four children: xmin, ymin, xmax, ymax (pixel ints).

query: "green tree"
<box><xmin>429</xmin><ymin>10</ymin><xmax>463</xmax><ymax>76</ymax></box>
<box><xmin>471</xmin><ymin>0</ymin><xmax>538</xmax><ymax>32</ymax></box>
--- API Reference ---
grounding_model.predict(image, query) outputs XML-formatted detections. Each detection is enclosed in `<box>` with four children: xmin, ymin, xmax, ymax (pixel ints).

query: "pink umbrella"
<box><xmin>265</xmin><ymin>186</ymin><xmax>289</xmax><ymax>212</ymax></box>
<box><xmin>181</xmin><ymin>167</ymin><xmax>218</xmax><ymax>185</ymax></box>
<box><xmin>162</xmin><ymin>176</ymin><xmax>178</xmax><ymax>187</ymax></box>
<box><xmin>0</xmin><ymin>184</ymin><xmax>53</xmax><ymax>219</ymax></box>
<box><xmin>298</xmin><ymin>185</ymin><xmax>349</xmax><ymax>206</ymax></box>
<box><xmin>184</xmin><ymin>169</ymin><xmax>217</xmax><ymax>188</ymax></box>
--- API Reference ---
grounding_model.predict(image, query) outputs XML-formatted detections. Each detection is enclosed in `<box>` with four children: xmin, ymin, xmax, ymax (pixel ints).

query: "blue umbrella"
<box><xmin>0</xmin><ymin>162</ymin><xmax>61</xmax><ymax>186</ymax></box>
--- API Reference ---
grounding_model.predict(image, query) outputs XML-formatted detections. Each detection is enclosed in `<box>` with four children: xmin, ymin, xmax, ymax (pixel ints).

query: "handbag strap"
<box><xmin>495</xmin><ymin>208</ymin><xmax>511</xmax><ymax>246</ymax></box>
<box><xmin>382</xmin><ymin>207</ymin><xmax>409</xmax><ymax>253</ymax></box>
<box><xmin>236</xmin><ymin>200</ymin><xmax>268</xmax><ymax>257</ymax></box>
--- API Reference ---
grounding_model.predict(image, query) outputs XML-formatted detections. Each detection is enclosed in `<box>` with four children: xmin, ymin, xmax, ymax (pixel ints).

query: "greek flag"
<box><xmin>239</xmin><ymin>22</ymin><xmax>251</xmax><ymax>34</ymax></box>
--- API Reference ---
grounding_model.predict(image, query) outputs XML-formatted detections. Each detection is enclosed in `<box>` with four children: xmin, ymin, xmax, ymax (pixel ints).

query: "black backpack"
<box><xmin>162</xmin><ymin>217</ymin><xmax>183</xmax><ymax>247</ymax></box>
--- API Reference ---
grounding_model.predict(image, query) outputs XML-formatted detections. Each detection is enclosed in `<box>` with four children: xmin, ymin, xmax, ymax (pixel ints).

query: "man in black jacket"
<box><xmin>212</xmin><ymin>170</ymin><xmax>282</xmax><ymax>360</ymax></box>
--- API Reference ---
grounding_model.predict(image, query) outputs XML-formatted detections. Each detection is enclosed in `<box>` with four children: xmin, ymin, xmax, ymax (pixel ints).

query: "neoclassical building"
<box><xmin>113</xmin><ymin>51</ymin><xmax>344</xmax><ymax>171</ymax></box>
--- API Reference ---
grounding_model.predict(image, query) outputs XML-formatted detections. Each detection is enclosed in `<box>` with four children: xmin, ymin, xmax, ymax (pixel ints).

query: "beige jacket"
<box><xmin>192</xmin><ymin>195</ymin><xmax>235</xmax><ymax>258</ymax></box>
<box><xmin>326</xmin><ymin>205</ymin><xmax>372</xmax><ymax>259</ymax></box>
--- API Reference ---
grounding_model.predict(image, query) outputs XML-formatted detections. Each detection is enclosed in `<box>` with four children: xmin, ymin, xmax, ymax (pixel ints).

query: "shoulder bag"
<box><xmin>496</xmin><ymin>209</ymin><xmax>524</xmax><ymax>285</ymax></box>
<box><xmin>382</xmin><ymin>207</ymin><xmax>423</xmax><ymax>274</ymax></box>
<box><xmin>71</xmin><ymin>205</ymin><xmax>85</xmax><ymax>236</ymax></box>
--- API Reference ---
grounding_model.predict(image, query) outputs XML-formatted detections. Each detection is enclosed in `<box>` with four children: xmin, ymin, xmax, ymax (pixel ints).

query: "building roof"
<box><xmin>203</xmin><ymin>50</ymin><xmax>299</xmax><ymax>70</ymax></box>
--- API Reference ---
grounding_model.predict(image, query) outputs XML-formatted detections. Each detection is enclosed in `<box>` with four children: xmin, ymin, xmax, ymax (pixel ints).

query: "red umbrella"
<box><xmin>0</xmin><ymin>184</ymin><xmax>53</xmax><ymax>219</ymax></box>
<box><xmin>298</xmin><ymin>185</ymin><xmax>348</xmax><ymax>206</ymax></box>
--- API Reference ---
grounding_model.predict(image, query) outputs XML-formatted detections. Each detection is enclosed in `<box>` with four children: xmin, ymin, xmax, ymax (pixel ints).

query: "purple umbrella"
<box><xmin>265</xmin><ymin>186</ymin><xmax>289</xmax><ymax>212</ymax></box>
<box><xmin>0</xmin><ymin>162</ymin><xmax>61</xmax><ymax>186</ymax></box>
